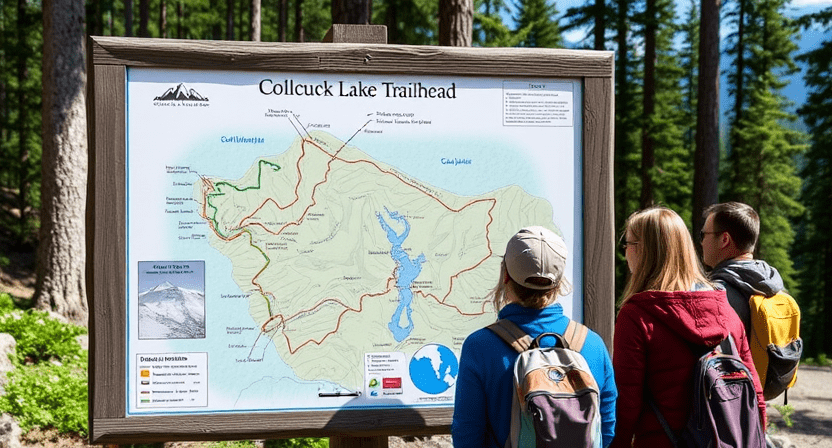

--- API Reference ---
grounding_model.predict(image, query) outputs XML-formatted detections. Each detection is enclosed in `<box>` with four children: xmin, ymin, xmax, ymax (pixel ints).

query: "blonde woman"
<box><xmin>610</xmin><ymin>207</ymin><xmax>765</xmax><ymax>448</ymax></box>
<box><xmin>452</xmin><ymin>226</ymin><xmax>618</xmax><ymax>448</ymax></box>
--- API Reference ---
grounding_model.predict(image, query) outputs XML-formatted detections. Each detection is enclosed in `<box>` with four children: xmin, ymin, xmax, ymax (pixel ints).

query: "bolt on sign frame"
<box><xmin>86</xmin><ymin>35</ymin><xmax>615</xmax><ymax>445</ymax></box>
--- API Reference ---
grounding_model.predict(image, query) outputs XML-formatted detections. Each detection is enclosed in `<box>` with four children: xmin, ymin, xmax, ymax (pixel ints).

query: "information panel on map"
<box><xmin>125</xmin><ymin>68</ymin><xmax>583</xmax><ymax>415</ymax></box>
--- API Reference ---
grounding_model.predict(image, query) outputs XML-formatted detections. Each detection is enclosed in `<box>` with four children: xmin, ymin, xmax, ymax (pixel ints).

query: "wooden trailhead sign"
<box><xmin>86</xmin><ymin>30</ymin><xmax>615</xmax><ymax>444</ymax></box>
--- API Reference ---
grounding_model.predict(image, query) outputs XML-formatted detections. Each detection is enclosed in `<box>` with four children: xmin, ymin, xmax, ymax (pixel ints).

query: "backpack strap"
<box><xmin>716</xmin><ymin>334</ymin><xmax>738</xmax><ymax>356</ymax></box>
<box><xmin>487</xmin><ymin>319</ymin><xmax>589</xmax><ymax>353</ymax></box>
<box><xmin>487</xmin><ymin>320</ymin><xmax>533</xmax><ymax>353</ymax></box>
<box><xmin>563</xmin><ymin>320</ymin><xmax>589</xmax><ymax>352</ymax></box>
<box><xmin>646</xmin><ymin>394</ymin><xmax>681</xmax><ymax>448</ymax></box>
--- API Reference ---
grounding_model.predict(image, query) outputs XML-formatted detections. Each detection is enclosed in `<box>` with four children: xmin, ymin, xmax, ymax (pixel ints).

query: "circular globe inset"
<box><xmin>409</xmin><ymin>344</ymin><xmax>459</xmax><ymax>395</ymax></box>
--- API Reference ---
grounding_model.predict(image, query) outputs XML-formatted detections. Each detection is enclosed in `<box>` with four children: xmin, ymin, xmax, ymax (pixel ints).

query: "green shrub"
<box><xmin>804</xmin><ymin>353</ymin><xmax>831</xmax><ymax>366</ymax></box>
<box><xmin>772</xmin><ymin>403</ymin><xmax>795</xmax><ymax>428</ymax></box>
<box><xmin>0</xmin><ymin>308</ymin><xmax>86</xmax><ymax>363</ymax></box>
<box><xmin>0</xmin><ymin>293</ymin><xmax>15</xmax><ymax>313</ymax></box>
<box><xmin>0</xmin><ymin>351</ymin><xmax>88</xmax><ymax>435</ymax></box>
<box><xmin>0</xmin><ymin>304</ymin><xmax>89</xmax><ymax>436</ymax></box>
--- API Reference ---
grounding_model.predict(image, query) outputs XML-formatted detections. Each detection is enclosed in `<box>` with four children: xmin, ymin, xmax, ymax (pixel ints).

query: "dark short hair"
<box><xmin>704</xmin><ymin>202</ymin><xmax>759</xmax><ymax>253</ymax></box>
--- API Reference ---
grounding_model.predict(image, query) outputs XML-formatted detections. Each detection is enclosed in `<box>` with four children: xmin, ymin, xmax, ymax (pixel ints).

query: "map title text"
<box><xmin>259</xmin><ymin>79</ymin><xmax>457</xmax><ymax>99</ymax></box>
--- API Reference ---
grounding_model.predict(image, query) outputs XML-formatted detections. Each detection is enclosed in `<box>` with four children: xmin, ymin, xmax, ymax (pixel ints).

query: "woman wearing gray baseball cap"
<box><xmin>451</xmin><ymin>226</ymin><xmax>618</xmax><ymax>448</ymax></box>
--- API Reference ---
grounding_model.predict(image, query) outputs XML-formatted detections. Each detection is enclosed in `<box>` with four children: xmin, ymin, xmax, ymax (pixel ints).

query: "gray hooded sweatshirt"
<box><xmin>709</xmin><ymin>259</ymin><xmax>784</xmax><ymax>338</ymax></box>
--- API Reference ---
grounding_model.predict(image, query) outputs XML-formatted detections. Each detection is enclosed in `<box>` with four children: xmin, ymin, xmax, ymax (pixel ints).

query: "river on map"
<box><xmin>376</xmin><ymin>208</ymin><xmax>426</xmax><ymax>342</ymax></box>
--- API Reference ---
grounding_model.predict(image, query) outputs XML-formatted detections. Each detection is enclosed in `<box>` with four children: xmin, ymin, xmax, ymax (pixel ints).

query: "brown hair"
<box><xmin>490</xmin><ymin>260</ymin><xmax>571</xmax><ymax>311</ymax></box>
<box><xmin>621</xmin><ymin>206</ymin><xmax>712</xmax><ymax>303</ymax></box>
<box><xmin>704</xmin><ymin>202</ymin><xmax>760</xmax><ymax>253</ymax></box>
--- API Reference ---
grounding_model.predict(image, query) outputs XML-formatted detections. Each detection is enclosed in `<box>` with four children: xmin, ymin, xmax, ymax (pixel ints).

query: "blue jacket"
<box><xmin>451</xmin><ymin>303</ymin><xmax>617</xmax><ymax>448</ymax></box>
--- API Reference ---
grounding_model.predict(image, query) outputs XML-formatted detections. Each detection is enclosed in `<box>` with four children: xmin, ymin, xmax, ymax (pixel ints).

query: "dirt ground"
<box><xmin>767</xmin><ymin>364</ymin><xmax>832</xmax><ymax>448</ymax></box>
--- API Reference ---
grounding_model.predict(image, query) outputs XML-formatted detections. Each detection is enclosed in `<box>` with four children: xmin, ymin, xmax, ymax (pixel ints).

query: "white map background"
<box><xmin>125</xmin><ymin>68</ymin><xmax>583</xmax><ymax>415</ymax></box>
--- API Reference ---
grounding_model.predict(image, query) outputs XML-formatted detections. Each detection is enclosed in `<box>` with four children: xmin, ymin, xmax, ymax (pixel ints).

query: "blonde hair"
<box><xmin>490</xmin><ymin>260</ymin><xmax>571</xmax><ymax>311</ymax></box>
<box><xmin>621</xmin><ymin>206</ymin><xmax>712</xmax><ymax>303</ymax></box>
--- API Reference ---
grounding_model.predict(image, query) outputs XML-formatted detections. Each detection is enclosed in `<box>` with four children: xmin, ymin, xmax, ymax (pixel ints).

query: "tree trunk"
<box><xmin>594</xmin><ymin>0</ymin><xmax>605</xmax><ymax>50</ymax></box>
<box><xmin>125</xmin><ymin>0</ymin><xmax>133</xmax><ymax>36</ymax></box>
<box><xmin>439</xmin><ymin>0</ymin><xmax>473</xmax><ymax>46</ymax></box>
<box><xmin>160</xmin><ymin>0</ymin><xmax>167</xmax><ymax>38</ymax></box>
<box><xmin>640</xmin><ymin>0</ymin><xmax>656</xmax><ymax>208</ymax></box>
<box><xmin>734</xmin><ymin>0</ymin><xmax>745</xmax><ymax>125</ymax></box>
<box><xmin>177</xmin><ymin>0</ymin><xmax>183</xmax><ymax>38</ymax></box>
<box><xmin>279</xmin><ymin>0</ymin><xmax>287</xmax><ymax>41</ymax></box>
<box><xmin>693</xmin><ymin>0</ymin><xmax>721</xmax><ymax>241</ymax></box>
<box><xmin>39</xmin><ymin>0</ymin><xmax>89</xmax><ymax>326</ymax></box>
<box><xmin>227</xmin><ymin>0</ymin><xmax>234</xmax><ymax>39</ymax></box>
<box><xmin>295</xmin><ymin>0</ymin><xmax>304</xmax><ymax>42</ymax></box>
<box><xmin>16</xmin><ymin>0</ymin><xmax>31</xmax><ymax>241</ymax></box>
<box><xmin>386</xmin><ymin>0</ymin><xmax>398</xmax><ymax>43</ymax></box>
<box><xmin>251</xmin><ymin>0</ymin><xmax>260</xmax><ymax>41</ymax></box>
<box><xmin>615</xmin><ymin>0</ymin><xmax>630</xmax><ymax>205</ymax></box>
<box><xmin>139</xmin><ymin>0</ymin><xmax>149</xmax><ymax>36</ymax></box>
<box><xmin>331</xmin><ymin>0</ymin><xmax>370</xmax><ymax>24</ymax></box>
<box><xmin>90</xmin><ymin>0</ymin><xmax>104</xmax><ymax>36</ymax></box>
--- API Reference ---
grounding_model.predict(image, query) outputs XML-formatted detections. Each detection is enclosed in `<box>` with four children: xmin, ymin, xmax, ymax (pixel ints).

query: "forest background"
<box><xmin>0</xmin><ymin>0</ymin><xmax>830</xmax><ymax>443</ymax></box>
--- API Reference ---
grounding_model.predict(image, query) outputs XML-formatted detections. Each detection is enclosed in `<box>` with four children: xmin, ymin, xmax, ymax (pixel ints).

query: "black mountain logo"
<box><xmin>154</xmin><ymin>83</ymin><xmax>209</xmax><ymax>101</ymax></box>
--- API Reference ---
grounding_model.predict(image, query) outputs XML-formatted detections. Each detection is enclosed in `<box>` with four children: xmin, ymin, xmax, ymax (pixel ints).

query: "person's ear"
<box><xmin>720</xmin><ymin>231</ymin><xmax>732</xmax><ymax>249</ymax></box>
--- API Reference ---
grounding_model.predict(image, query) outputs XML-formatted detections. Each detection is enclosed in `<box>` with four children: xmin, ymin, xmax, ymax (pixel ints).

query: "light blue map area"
<box><xmin>409</xmin><ymin>344</ymin><xmax>459</xmax><ymax>395</ymax></box>
<box><xmin>377</xmin><ymin>208</ymin><xmax>426</xmax><ymax>342</ymax></box>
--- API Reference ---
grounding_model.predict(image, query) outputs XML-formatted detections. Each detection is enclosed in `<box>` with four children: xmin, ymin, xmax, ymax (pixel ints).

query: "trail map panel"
<box><xmin>125</xmin><ymin>68</ymin><xmax>583</xmax><ymax>415</ymax></box>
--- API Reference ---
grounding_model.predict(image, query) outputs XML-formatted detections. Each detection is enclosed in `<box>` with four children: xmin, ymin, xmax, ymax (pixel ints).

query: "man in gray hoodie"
<box><xmin>700</xmin><ymin>202</ymin><xmax>785</xmax><ymax>337</ymax></box>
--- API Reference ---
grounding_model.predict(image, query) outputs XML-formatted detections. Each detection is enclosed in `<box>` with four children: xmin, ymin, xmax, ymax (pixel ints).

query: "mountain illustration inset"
<box><xmin>153</xmin><ymin>83</ymin><xmax>209</xmax><ymax>101</ymax></box>
<box><xmin>138</xmin><ymin>281</ymin><xmax>206</xmax><ymax>339</ymax></box>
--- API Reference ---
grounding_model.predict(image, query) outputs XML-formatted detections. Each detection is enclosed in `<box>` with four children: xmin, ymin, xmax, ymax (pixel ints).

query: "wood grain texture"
<box><xmin>90</xmin><ymin>37</ymin><xmax>613</xmax><ymax>78</ymax></box>
<box><xmin>88</xmin><ymin>62</ymin><xmax>127</xmax><ymax>427</ymax></box>
<box><xmin>581</xmin><ymin>76</ymin><xmax>615</xmax><ymax>349</ymax></box>
<box><xmin>323</xmin><ymin>24</ymin><xmax>388</xmax><ymax>44</ymax></box>
<box><xmin>92</xmin><ymin>408</ymin><xmax>452</xmax><ymax>444</ymax></box>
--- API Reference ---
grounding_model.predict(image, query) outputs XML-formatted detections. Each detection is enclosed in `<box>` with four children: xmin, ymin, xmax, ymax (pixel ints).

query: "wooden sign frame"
<box><xmin>86</xmin><ymin>36</ymin><xmax>614</xmax><ymax>444</ymax></box>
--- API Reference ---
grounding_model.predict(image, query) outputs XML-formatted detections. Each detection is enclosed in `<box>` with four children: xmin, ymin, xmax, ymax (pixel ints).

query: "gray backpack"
<box><xmin>488</xmin><ymin>319</ymin><xmax>602</xmax><ymax>448</ymax></box>
<box><xmin>649</xmin><ymin>335</ymin><xmax>766</xmax><ymax>448</ymax></box>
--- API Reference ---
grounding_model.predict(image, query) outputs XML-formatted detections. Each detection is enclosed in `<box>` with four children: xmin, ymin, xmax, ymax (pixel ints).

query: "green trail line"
<box><xmin>205</xmin><ymin>159</ymin><xmax>282</xmax><ymax>239</ymax></box>
<box><xmin>204</xmin><ymin>159</ymin><xmax>281</xmax><ymax>316</ymax></box>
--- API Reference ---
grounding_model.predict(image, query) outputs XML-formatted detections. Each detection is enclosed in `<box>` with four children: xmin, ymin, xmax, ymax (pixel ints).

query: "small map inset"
<box><xmin>138</xmin><ymin>261</ymin><xmax>206</xmax><ymax>340</ymax></box>
<box><xmin>409</xmin><ymin>344</ymin><xmax>458</xmax><ymax>395</ymax></box>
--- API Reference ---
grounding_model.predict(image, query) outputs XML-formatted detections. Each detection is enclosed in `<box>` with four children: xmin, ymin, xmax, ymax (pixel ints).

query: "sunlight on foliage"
<box><xmin>0</xmin><ymin>295</ymin><xmax>88</xmax><ymax>435</ymax></box>
<box><xmin>772</xmin><ymin>403</ymin><xmax>796</xmax><ymax>428</ymax></box>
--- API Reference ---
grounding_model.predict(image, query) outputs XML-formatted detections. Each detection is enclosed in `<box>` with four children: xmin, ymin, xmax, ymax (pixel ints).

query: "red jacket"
<box><xmin>610</xmin><ymin>290</ymin><xmax>766</xmax><ymax>448</ymax></box>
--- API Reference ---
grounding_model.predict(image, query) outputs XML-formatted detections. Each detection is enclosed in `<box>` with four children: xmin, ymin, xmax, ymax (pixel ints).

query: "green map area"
<box><xmin>194</xmin><ymin>131</ymin><xmax>556</xmax><ymax>390</ymax></box>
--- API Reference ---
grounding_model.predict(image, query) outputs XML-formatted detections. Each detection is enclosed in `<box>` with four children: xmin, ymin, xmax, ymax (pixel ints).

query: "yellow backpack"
<box><xmin>748</xmin><ymin>290</ymin><xmax>802</xmax><ymax>401</ymax></box>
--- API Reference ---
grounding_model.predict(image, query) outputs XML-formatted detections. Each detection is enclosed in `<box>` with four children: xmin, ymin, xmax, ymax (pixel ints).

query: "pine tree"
<box><xmin>374</xmin><ymin>0</ymin><xmax>437</xmax><ymax>44</ymax></box>
<box><xmin>794</xmin><ymin>6</ymin><xmax>832</xmax><ymax>358</ymax></box>
<box><xmin>514</xmin><ymin>0</ymin><xmax>561</xmax><ymax>47</ymax></box>
<box><xmin>612</xmin><ymin>0</ymin><xmax>641</xmax><ymax>300</ymax></box>
<box><xmin>473</xmin><ymin>0</ymin><xmax>523</xmax><ymax>46</ymax></box>
<box><xmin>646</xmin><ymin>0</ymin><xmax>691</xmax><ymax>223</ymax></box>
<box><xmin>0</xmin><ymin>0</ymin><xmax>42</xmax><ymax>246</ymax></box>
<box><xmin>561</xmin><ymin>0</ymin><xmax>612</xmax><ymax>49</ymax></box>
<box><xmin>692</xmin><ymin>0</ymin><xmax>720</xmax><ymax>239</ymax></box>
<box><xmin>679</xmin><ymin>0</ymin><xmax>699</xmax><ymax>160</ymax></box>
<box><xmin>723</xmin><ymin>0</ymin><xmax>805</xmax><ymax>291</ymax></box>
